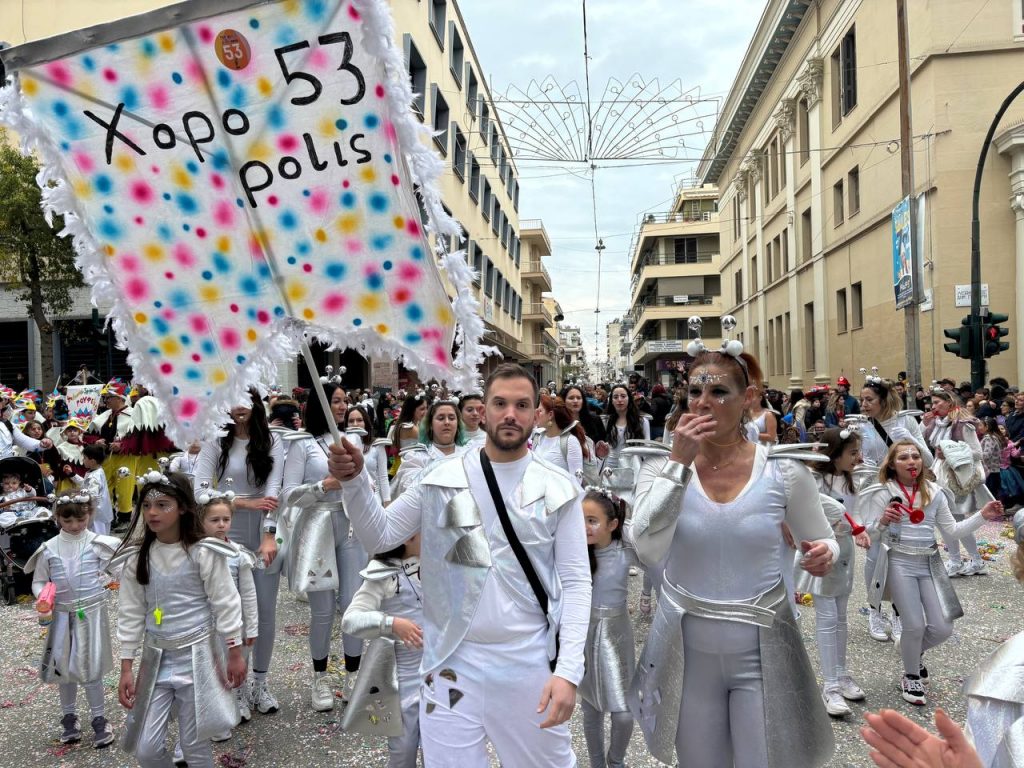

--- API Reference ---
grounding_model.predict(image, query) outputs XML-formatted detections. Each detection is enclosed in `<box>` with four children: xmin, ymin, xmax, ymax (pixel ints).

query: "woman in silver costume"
<box><xmin>580</xmin><ymin>488</ymin><xmax>636</xmax><ymax>768</ymax></box>
<box><xmin>923</xmin><ymin>388</ymin><xmax>992</xmax><ymax>577</ymax></box>
<box><xmin>281</xmin><ymin>382</ymin><xmax>366</xmax><ymax>711</ymax></box>
<box><xmin>628</xmin><ymin>341</ymin><xmax>838</xmax><ymax>768</ymax></box>
<box><xmin>860</xmin><ymin>440</ymin><xmax>1002</xmax><ymax>707</ymax></box>
<box><xmin>389</xmin><ymin>399</ymin><xmax>468</xmax><ymax>498</ymax></box>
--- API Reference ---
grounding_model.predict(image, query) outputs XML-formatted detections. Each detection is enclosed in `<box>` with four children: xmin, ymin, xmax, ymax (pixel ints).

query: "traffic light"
<box><xmin>983</xmin><ymin>312</ymin><xmax>1010</xmax><ymax>358</ymax></box>
<box><xmin>943</xmin><ymin>316</ymin><xmax>972</xmax><ymax>359</ymax></box>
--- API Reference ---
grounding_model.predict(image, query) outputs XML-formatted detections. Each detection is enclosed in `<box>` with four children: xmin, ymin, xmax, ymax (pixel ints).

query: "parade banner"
<box><xmin>66</xmin><ymin>384</ymin><xmax>103</xmax><ymax>423</ymax></box>
<box><xmin>0</xmin><ymin>0</ymin><xmax>487</xmax><ymax>443</ymax></box>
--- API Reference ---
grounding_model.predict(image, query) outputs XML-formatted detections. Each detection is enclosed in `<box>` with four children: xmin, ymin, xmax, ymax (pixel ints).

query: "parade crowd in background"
<box><xmin>6</xmin><ymin>350</ymin><xmax>1024</xmax><ymax>768</ymax></box>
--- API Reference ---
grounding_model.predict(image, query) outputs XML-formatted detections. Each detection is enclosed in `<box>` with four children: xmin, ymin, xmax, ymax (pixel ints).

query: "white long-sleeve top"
<box><xmin>531</xmin><ymin>430</ymin><xmax>584</xmax><ymax>479</ymax></box>
<box><xmin>363</xmin><ymin>442</ymin><xmax>392</xmax><ymax>504</ymax></box>
<box><xmin>0</xmin><ymin>421</ymin><xmax>41</xmax><ymax>459</ymax></box>
<box><xmin>859</xmin><ymin>413</ymin><xmax>934</xmax><ymax>468</ymax></box>
<box><xmin>117</xmin><ymin>540</ymin><xmax>243</xmax><ymax>657</ymax></box>
<box><xmin>226</xmin><ymin>540</ymin><xmax>259</xmax><ymax>641</ymax></box>
<box><xmin>194</xmin><ymin>435</ymin><xmax>284</xmax><ymax>527</ymax></box>
<box><xmin>861</xmin><ymin>479</ymin><xmax>986</xmax><ymax>548</ymax></box>
<box><xmin>73</xmin><ymin>467</ymin><xmax>113</xmax><ymax>528</ymax></box>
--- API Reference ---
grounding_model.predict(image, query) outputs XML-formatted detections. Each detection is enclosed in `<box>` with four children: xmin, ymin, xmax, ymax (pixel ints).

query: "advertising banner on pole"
<box><xmin>892</xmin><ymin>196</ymin><xmax>913</xmax><ymax>309</ymax></box>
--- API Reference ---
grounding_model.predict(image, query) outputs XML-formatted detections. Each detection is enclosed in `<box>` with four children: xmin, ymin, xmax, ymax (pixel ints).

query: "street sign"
<box><xmin>954</xmin><ymin>284</ymin><xmax>989</xmax><ymax>308</ymax></box>
<box><xmin>672</xmin><ymin>295</ymin><xmax>689</xmax><ymax>304</ymax></box>
<box><xmin>646</xmin><ymin>340</ymin><xmax>684</xmax><ymax>353</ymax></box>
<box><xmin>892</xmin><ymin>197</ymin><xmax>914</xmax><ymax>309</ymax></box>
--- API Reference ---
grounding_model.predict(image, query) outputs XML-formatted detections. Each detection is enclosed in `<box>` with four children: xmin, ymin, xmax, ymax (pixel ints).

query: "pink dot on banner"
<box><xmin>347</xmin><ymin>4</ymin><xmax>361</xmax><ymax>20</ymax></box>
<box><xmin>185</xmin><ymin>60</ymin><xmax>203</xmax><ymax>82</ymax></box>
<box><xmin>179</xmin><ymin>399</ymin><xmax>199</xmax><ymax>419</ymax></box>
<box><xmin>375</xmin><ymin>84</ymin><xmax>385</xmax><ymax>98</ymax></box>
<box><xmin>229</xmin><ymin>304</ymin><xmax>239</xmax><ymax>313</ymax></box>
<box><xmin>191</xmin><ymin>354</ymin><xmax>201</xmax><ymax>362</ymax></box>
<box><xmin>393</xmin><ymin>288</ymin><xmax>411</xmax><ymax>303</ymax></box>
<box><xmin>164</xmin><ymin>271</ymin><xmax>174</xmax><ymax>279</ymax></box>
<box><xmin>324</xmin><ymin>294</ymin><xmax>346</xmax><ymax>312</ymax></box>
<box><xmin>309</xmin><ymin>189</ymin><xmax>329</xmax><ymax>214</ymax></box>
<box><xmin>197</xmin><ymin>26</ymin><xmax>213</xmax><ymax>43</ymax></box>
<box><xmin>162</xmin><ymin>309</ymin><xmax>176</xmax><ymax>320</ymax></box>
<box><xmin>277</xmin><ymin>135</ymin><xmax>298</xmax><ymax>152</ymax></box>
<box><xmin>384</xmin><ymin>121</ymin><xmax>397</xmax><ymax>143</ymax></box>
<box><xmin>160</xmin><ymin>363</ymin><xmax>173</xmax><ymax>374</ymax></box>
<box><xmin>342</xmin><ymin>180</ymin><xmax>351</xmax><ymax>189</ymax></box>
<box><xmin>189</xmin><ymin>315</ymin><xmax>208</xmax><ymax>333</ymax></box>
<box><xmin>130</xmin><ymin>180</ymin><xmax>154</xmax><ymax>204</ymax></box>
<box><xmin>134</xmin><ymin>216</ymin><xmax>144</xmax><ymax>225</ymax></box>
<box><xmin>45</xmin><ymin>62</ymin><xmax>72</xmax><ymax>86</ymax></box>
<box><xmin>125</xmin><ymin>277</ymin><xmax>149</xmax><ymax>301</ymax></box>
<box><xmin>344</xmin><ymin>239</ymin><xmax>362</xmax><ymax>254</ymax></box>
<box><xmin>309</xmin><ymin>48</ymin><xmax>329</xmax><ymax>69</ymax></box>
<box><xmin>405</xmin><ymin>220</ymin><xmax>421</xmax><ymax>237</ymax></box>
<box><xmin>148</xmin><ymin>85</ymin><xmax>170</xmax><ymax>110</ymax></box>
<box><xmin>391</xmin><ymin>174</ymin><xmax>400</xmax><ymax>186</ymax></box>
<box><xmin>211</xmin><ymin>174</ymin><xmax>225</xmax><ymax>189</ymax></box>
<box><xmin>74</xmin><ymin>152</ymin><xmax>94</xmax><ymax>173</ymax></box>
<box><xmin>268</xmin><ymin>195</ymin><xmax>279</xmax><ymax>207</ymax></box>
<box><xmin>174</xmin><ymin>244</ymin><xmax>196</xmax><ymax>267</ymax></box>
<box><xmin>302</xmin><ymin>263</ymin><xmax>313</xmax><ymax>273</ymax></box>
<box><xmin>213</xmin><ymin>200</ymin><xmax>236</xmax><ymax>227</ymax></box>
<box><xmin>196</xmin><ymin>228</ymin><xmax>207</xmax><ymax>239</ymax></box>
<box><xmin>398</xmin><ymin>263</ymin><xmax>421</xmax><ymax>281</ymax></box>
<box><xmin>102</xmin><ymin>68</ymin><xmax>117</xmax><ymax>83</ymax></box>
<box><xmin>220</xmin><ymin>328</ymin><xmax>240</xmax><ymax>349</ymax></box>
<box><xmin>433</xmin><ymin>346</ymin><xmax>448</xmax><ymax>365</ymax></box>
<box><xmin>256</xmin><ymin>310</ymin><xmax>270</xmax><ymax>324</ymax></box>
<box><xmin>121</xmin><ymin>254</ymin><xmax>140</xmax><ymax>272</ymax></box>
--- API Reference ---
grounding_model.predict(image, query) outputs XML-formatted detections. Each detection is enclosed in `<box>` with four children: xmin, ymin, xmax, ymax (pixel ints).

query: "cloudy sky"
<box><xmin>458</xmin><ymin>0</ymin><xmax>765</xmax><ymax>369</ymax></box>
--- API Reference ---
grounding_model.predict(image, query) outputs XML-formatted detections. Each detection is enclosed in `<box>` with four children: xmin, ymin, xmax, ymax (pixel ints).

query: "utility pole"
<box><xmin>896</xmin><ymin>0</ymin><xmax>923</xmax><ymax>393</ymax></box>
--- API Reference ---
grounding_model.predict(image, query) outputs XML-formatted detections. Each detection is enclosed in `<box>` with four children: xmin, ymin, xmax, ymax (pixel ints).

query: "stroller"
<box><xmin>0</xmin><ymin>456</ymin><xmax>55</xmax><ymax>604</ymax></box>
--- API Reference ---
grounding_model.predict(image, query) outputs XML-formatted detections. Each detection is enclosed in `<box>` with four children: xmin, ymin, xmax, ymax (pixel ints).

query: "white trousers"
<box><xmin>814</xmin><ymin>594</ymin><xmax>850</xmax><ymax>686</ymax></box>
<box><xmin>419</xmin><ymin>631</ymin><xmax>576</xmax><ymax>767</ymax></box>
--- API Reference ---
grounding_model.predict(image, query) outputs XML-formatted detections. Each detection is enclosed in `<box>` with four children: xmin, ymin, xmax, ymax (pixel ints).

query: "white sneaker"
<box><xmin>945</xmin><ymin>560</ymin><xmax>966</xmax><ymax>577</ymax></box>
<box><xmin>868</xmin><ymin>608</ymin><xmax>891</xmax><ymax>642</ymax></box>
<box><xmin>962</xmin><ymin>560</ymin><xmax>987</xmax><ymax>576</ymax></box>
<box><xmin>341</xmin><ymin>669</ymin><xmax>359</xmax><ymax>703</ymax></box>
<box><xmin>891</xmin><ymin>615</ymin><xmax>903</xmax><ymax>650</ymax></box>
<box><xmin>311</xmin><ymin>671</ymin><xmax>335</xmax><ymax>712</ymax></box>
<box><xmin>822</xmin><ymin>686</ymin><xmax>851</xmax><ymax>717</ymax></box>
<box><xmin>901</xmin><ymin>674</ymin><xmax>927</xmax><ymax>706</ymax></box>
<box><xmin>837</xmin><ymin>675</ymin><xmax>866</xmax><ymax>701</ymax></box>
<box><xmin>236</xmin><ymin>683</ymin><xmax>251</xmax><ymax>722</ymax></box>
<box><xmin>251</xmin><ymin>679</ymin><xmax>279</xmax><ymax>714</ymax></box>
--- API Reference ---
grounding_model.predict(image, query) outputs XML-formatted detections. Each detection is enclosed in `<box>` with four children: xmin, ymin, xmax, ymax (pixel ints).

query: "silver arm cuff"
<box><xmin>381</xmin><ymin>614</ymin><xmax>394</xmax><ymax>637</ymax></box>
<box><xmin>341</xmin><ymin>610</ymin><xmax>390</xmax><ymax>640</ymax></box>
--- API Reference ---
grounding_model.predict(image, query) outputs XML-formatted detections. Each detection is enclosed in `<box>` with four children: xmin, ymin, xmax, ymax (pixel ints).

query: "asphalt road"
<box><xmin>1</xmin><ymin>519</ymin><xmax>1019</xmax><ymax>767</ymax></box>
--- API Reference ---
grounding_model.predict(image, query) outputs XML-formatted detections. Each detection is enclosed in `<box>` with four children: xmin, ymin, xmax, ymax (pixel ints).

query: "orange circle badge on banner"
<box><xmin>215</xmin><ymin>29</ymin><xmax>251</xmax><ymax>70</ymax></box>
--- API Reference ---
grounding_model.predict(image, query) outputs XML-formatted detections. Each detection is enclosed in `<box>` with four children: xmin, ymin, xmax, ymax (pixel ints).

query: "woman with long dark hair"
<box><xmin>602</xmin><ymin>385</ymin><xmax>650</xmax><ymax>462</ymax></box>
<box><xmin>561</xmin><ymin>385</ymin><xmax>603</xmax><ymax>444</ymax></box>
<box><xmin>281</xmin><ymin>383</ymin><xmax>367</xmax><ymax>710</ymax></box>
<box><xmin>389</xmin><ymin>395</ymin><xmax>428</xmax><ymax>452</ymax></box>
<box><xmin>345</xmin><ymin>406</ymin><xmax>391</xmax><ymax>506</ymax></box>
<box><xmin>193</xmin><ymin>390</ymin><xmax>284</xmax><ymax>716</ymax></box>
<box><xmin>531</xmin><ymin>394</ymin><xmax>587</xmax><ymax>480</ymax></box>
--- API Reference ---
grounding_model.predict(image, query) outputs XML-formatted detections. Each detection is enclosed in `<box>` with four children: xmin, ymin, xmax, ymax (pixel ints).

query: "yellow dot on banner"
<box><xmin>103</xmin><ymin>245</ymin><xmax>116</xmax><ymax>257</ymax></box>
<box><xmin>200</xmin><ymin>286</ymin><xmax>220</xmax><ymax>302</ymax></box>
<box><xmin>283</xmin><ymin>0</ymin><xmax>300</xmax><ymax>13</ymax></box>
<box><xmin>255</xmin><ymin>228</ymin><xmax>273</xmax><ymax>248</ymax></box>
<box><xmin>143</xmin><ymin>244</ymin><xmax>164</xmax><ymax>261</ymax></box>
<box><xmin>171</xmin><ymin>165</ymin><xmax>191</xmax><ymax>189</ymax></box>
<box><xmin>359</xmin><ymin>294</ymin><xmax>381</xmax><ymax>313</ymax></box>
<box><xmin>437</xmin><ymin>306</ymin><xmax>453</xmax><ymax>324</ymax></box>
<box><xmin>160</xmin><ymin>338</ymin><xmax>180</xmax><ymax>356</ymax></box>
<box><xmin>73</xmin><ymin>179</ymin><xmax>93</xmax><ymax>199</ymax></box>
<box><xmin>314</xmin><ymin>228</ymin><xmax>328</xmax><ymax>243</ymax></box>
<box><xmin>212</xmin><ymin>369</ymin><xmax>227</xmax><ymax>384</ymax></box>
<box><xmin>249</xmin><ymin>141</ymin><xmax>271</xmax><ymax>161</ymax></box>
<box><xmin>360</xmin><ymin>166</ymin><xmax>376</xmax><ymax>183</ymax></box>
<box><xmin>337</xmin><ymin>213</ymin><xmax>361</xmax><ymax>234</ymax></box>
<box><xmin>246</xmin><ymin>329</ymin><xmax>258</xmax><ymax>342</ymax></box>
<box><xmin>392</xmin><ymin>216</ymin><xmax>404</xmax><ymax>230</ymax></box>
<box><xmin>216</xmin><ymin>235</ymin><xmax>231</xmax><ymax>252</ymax></box>
<box><xmin>318</xmin><ymin>117</ymin><xmax>336</xmax><ymax>137</ymax></box>
<box><xmin>134</xmin><ymin>312</ymin><xmax>148</xmax><ymax>324</ymax></box>
<box><xmin>286</xmin><ymin>281</ymin><xmax>307</xmax><ymax>301</ymax></box>
<box><xmin>115</xmin><ymin>154</ymin><xmax>135</xmax><ymax>172</ymax></box>
<box><xmin>158</xmin><ymin>33</ymin><xmax>175</xmax><ymax>52</ymax></box>
<box><xmin>257</xmin><ymin>77</ymin><xmax>273</xmax><ymax>97</ymax></box>
<box><xmin>303</xmin><ymin>308</ymin><xmax>315</xmax><ymax>320</ymax></box>
<box><xmin>375</xmin><ymin>323</ymin><xmax>389</xmax><ymax>334</ymax></box>
<box><xmin>21</xmin><ymin>77</ymin><xmax>38</xmax><ymax>96</ymax></box>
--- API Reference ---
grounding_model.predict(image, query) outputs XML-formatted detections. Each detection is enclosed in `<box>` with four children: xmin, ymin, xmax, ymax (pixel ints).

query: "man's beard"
<box><xmin>486</xmin><ymin>422</ymin><xmax>530</xmax><ymax>451</ymax></box>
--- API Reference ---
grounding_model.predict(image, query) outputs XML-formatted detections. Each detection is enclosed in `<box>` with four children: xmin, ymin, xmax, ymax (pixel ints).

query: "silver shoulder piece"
<box><xmin>281</xmin><ymin>430</ymin><xmax>315</xmax><ymax>443</ymax></box>
<box><xmin>92</xmin><ymin>534</ymin><xmax>122</xmax><ymax>562</ymax></box>
<box><xmin>899</xmin><ymin>410</ymin><xmax>924</xmax><ymax>419</ymax></box>
<box><xmin>371</xmin><ymin>438</ymin><xmax>391</xmax><ymax>448</ymax></box>
<box><xmin>107</xmin><ymin>544</ymin><xmax>142</xmax><ymax>574</ymax></box>
<box><xmin>398</xmin><ymin>444</ymin><xmax>428</xmax><ymax>458</ymax></box>
<box><xmin>235</xmin><ymin>544</ymin><xmax>258</xmax><ymax>569</ymax></box>
<box><xmin>22</xmin><ymin>542</ymin><xmax>48</xmax><ymax>574</ymax></box>
<box><xmin>562</xmin><ymin>420</ymin><xmax>580</xmax><ymax>435</ymax></box>
<box><xmin>964</xmin><ymin>631</ymin><xmax>1024</xmax><ymax>704</ymax></box>
<box><xmin>623</xmin><ymin>439</ymin><xmax>671</xmax><ymax>456</ymax></box>
<box><xmin>359</xmin><ymin>558</ymin><xmax>402</xmax><ymax>581</ymax></box>
<box><xmin>193</xmin><ymin>537</ymin><xmax>237</xmax><ymax>559</ymax></box>
<box><xmin>768</xmin><ymin>443</ymin><xmax>829</xmax><ymax>462</ymax></box>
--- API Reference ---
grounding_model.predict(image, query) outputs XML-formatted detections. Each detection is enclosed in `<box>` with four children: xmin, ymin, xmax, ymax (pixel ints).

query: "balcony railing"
<box><xmin>636</xmin><ymin>251</ymin><xmax>717</xmax><ymax>268</ymax></box>
<box><xmin>520</xmin><ymin>340</ymin><xmax>557</xmax><ymax>359</ymax></box>
<box><xmin>523</xmin><ymin>302</ymin><xmax>553</xmax><ymax>325</ymax></box>
<box><xmin>641</xmin><ymin>210</ymin><xmax>715</xmax><ymax>225</ymax></box>
<box><xmin>634</xmin><ymin>294</ymin><xmax>717</xmax><ymax>311</ymax></box>
<box><xmin>521</xmin><ymin>258</ymin><xmax>552</xmax><ymax>289</ymax></box>
<box><xmin>519</xmin><ymin>218</ymin><xmax>543</xmax><ymax>230</ymax></box>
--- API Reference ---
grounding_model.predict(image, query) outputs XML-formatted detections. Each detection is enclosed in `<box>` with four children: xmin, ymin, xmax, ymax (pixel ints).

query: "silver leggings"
<box><xmin>308</xmin><ymin>527</ymin><xmax>367</xmax><ymax>660</ymax></box>
<box><xmin>676</xmin><ymin>616</ymin><xmax>768</xmax><ymax>768</ymax></box>
<box><xmin>813</xmin><ymin>594</ymin><xmax>850</xmax><ymax>686</ymax></box>
<box><xmin>136</xmin><ymin>681</ymin><xmax>211</xmax><ymax>768</ymax></box>
<box><xmin>59</xmin><ymin>679</ymin><xmax>105</xmax><ymax>717</ymax></box>
<box><xmin>582</xmin><ymin>700</ymin><xmax>632</xmax><ymax>768</ymax></box>
<box><xmin>387</xmin><ymin>688</ymin><xmax>421</xmax><ymax>767</ymax></box>
<box><xmin>885</xmin><ymin>554</ymin><xmax>953</xmax><ymax>674</ymax></box>
<box><xmin>230</xmin><ymin>508</ymin><xmax>280</xmax><ymax>672</ymax></box>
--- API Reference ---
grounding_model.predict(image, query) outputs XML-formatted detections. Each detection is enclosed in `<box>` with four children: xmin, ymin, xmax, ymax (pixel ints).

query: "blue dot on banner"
<box><xmin>410</xmin><ymin>246</ymin><xmax>424</xmax><ymax>261</ymax></box>
<box><xmin>141</xmin><ymin>39</ymin><xmax>157</xmax><ymax>58</ymax></box>
<box><xmin>179</xmin><ymin>335</ymin><xmax>191</xmax><ymax>346</ymax></box>
<box><xmin>179</xmin><ymin>224</ymin><xmax>189</xmax><ymax>233</ymax></box>
<box><xmin>353</xmin><ymin>318</ymin><xmax>362</xmax><ymax>326</ymax></box>
<box><xmin>171</xmin><ymin>72</ymin><xmax>183</xmax><ymax>84</ymax></box>
<box><xmin>405</xmin><ymin>333</ymin><xmax>421</xmax><ymax>343</ymax></box>
<box><xmin>216</xmin><ymin>70</ymin><xmax>231</xmax><ymax>89</ymax></box>
<box><xmin>201</xmin><ymin>340</ymin><xmax>216</xmax><ymax>355</ymax></box>
<box><xmin>326</xmin><ymin>263</ymin><xmax>346</xmax><ymax>279</ymax></box>
<box><xmin>268</xmin><ymin>105</ymin><xmax>286</xmax><ymax>129</ymax></box>
<box><xmin>384</xmin><ymin>153</ymin><xmax>392</xmax><ymax>163</ymax></box>
<box><xmin>286</xmin><ymin>256</ymin><xmax>297</xmax><ymax>265</ymax></box>
<box><xmin>279</xmin><ymin>210</ymin><xmax>297</xmax><ymax>229</ymax></box>
<box><xmin>105</xmin><ymin>44</ymin><xmax>120</xmax><ymax>52</ymax></box>
<box><xmin>152</xmin><ymin>317</ymin><xmax>169</xmax><ymax>335</ymax></box>
<box><xmin>82</xmin><ymin>56</ymin><xmax>95</xmax><ymax>71</ymax></box>
<box><xmin>382</xmin><ymin>260</ymin><xmax>393</xmax><ymax>270</ymax></box>
<box><xmin>212</xmin><ymin>150</ymin><xmax>230</xmax><ymax>171</ymax></box>
<box><xmin>246</xmin><ymin>308</ymin><xmax>257</xmax><ymax>320</ymax></box>
<box><xmin>273</xmin><ymin>306</ymin><xmax>285</xmax><ymax>317</ymax></box>
<box><xmin>236</xmin><ymin>198</ymin><xmax>244</xmax><ymax>208</ymax></box>
<box><xmin>169</xmin><ymin>290</ymin><xmax>191</xmax><ymax>309</ymax></box>
<box><xmin>249</xmin><ymin>18</ymin><xmax>260</xmax><ymax>29</ymax></box>
<box><xmin>186</xmin><ymin>369</ymin><xmax>202</xmax><ymax>381</ymax></box>
<box><xmin>335</xmin><ymin>118</ymin><xmax>348</xmax><ymax>130</ymax></box>
<box><xmin>52</xmin><ymin>101</ymin><xmax>69</xmax><ymax>117</ymax></box>
<box><xmin>158</xmin><ymin>224</ymin><xmax>173</xmax><ymax>241</ymax></box>
<box><xmin>366</xmin><ymin>272</ymin><xmax>383</xmax><ymax>290</ymax></box>
<box><xmin>364</xmin><ymin>114</ymin><xmax>379</xmax><ymax>129</ymax></box>
<box><xmin>368</xmin><ymin>193</ymin><xmax>389</xmax><ymax>213</ymax></box>
<box><xmin>306</xmin><ymin>0</ymin><xmax>328</xmax><ymax>20</ymax></box>
<box><xmin>240</xmin><ymin>276</ymin><xmax>260</xmax><ymax>295</ymax></box>
<box><xmin>60</xmin><ymin>142</ymin><xmax>69</xmax><ymax>151</ymax></box>
<box><xmin>212</xmin><ymin>253</ymin><xmax>231</xmax><ymax>274</ymax></box>
<box><xmin>163</xmin><ymin>192</ymin><xmax>172</xmax><ymax>201</ymax></box>
<box><xmin>94</xmin><ymin>174</ymin><xmax>113</xmax><ymax>194</ymax></box>
<box><xmin>98</xmin><ymin>218</ymin><xmax>121</xmax><ymax>239</ymax></box>
<box><xmin>340</xmin><ymin>191</ymin><xmax>356</xmax><ymax>208</ymax></box>
<box><xmin>175</xmin><ymin>193</ymin><xmax>198</xmax><ymax>215</ymax></box>
<box><xmin>236</xmin><ymin>355</ymin><xmax>246</xmax><ymax>364</ymax></box>
<box><xmin>275</xmin><ymin>25</ymin><xmax>297</xmax><ymax>45</ymax></box>
<box><xmin>297</xmin><ymin>241</ymin><xmax>310</xmax><ymax>255</ymax></box>
<box><xmin>258</xmin><ymin>264</ymin><xmax>271</xmax><ymax>278</ymax></box>
<box><xmin>230</xmin><ymin>86</ymin><xmax>247</xmax><ymax>109</ymax></box>
<box><xmin>171</xmin><ymin>386</ymin><xmax>180</xmax><ymax>395</ymax></box>
<box><xmin>201</xmin><ymin>270</ymin><xmax>213</xmax><ymax>280</ymax></box>
<box><xmin>149</xmin><ymin>347</ymin><xmax>159</xmax><ymax>355</ymax></box>
<box><xmin>406</xmin><ymin>304</ymin><xmax>423</xmax><ymax>321</ymax></box>
<box><xmin>186</xmin><ymin>161</ymin><xmax>199</xmax><ymax>174</ymax></box>
<box><xmin>103</xmin><ymin>204</ymin><xmax>114</xmax><ymax>214</ymax></box>
<box><xmin>154</xmin><ymin>301</ymin><xmax>163</xmax><ymax>309</ymax></box>
<box><xmin>302</xmin><ymin>189</ymin><xmax>311</xmax><ymax>197</ymax></box>
<box><xmin>120</xmin><ymin>86</ymin><xmax>139</xmax><ymax>110</ymax></box>
<box><xmin>371</xmin><ymin>234</ymin><xmax>393</xmax><ymax>251</ymax></box>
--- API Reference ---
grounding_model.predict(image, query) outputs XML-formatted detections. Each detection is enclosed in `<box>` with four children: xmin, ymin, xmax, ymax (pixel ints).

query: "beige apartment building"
<box><xmin>700</xmin><ymin>0</ymin><xmax>1024</xmax><ymax>391</ymax></box>
<box><xmin>0</xmin><ymin>0</ymin><xmax>560</xmax><ymax>388</ymax></box>
<box><xmin>520</xmin><ymin>220</ymin><xmax>559</xmax><ymax>386</ymax></box>
<box><xmin>626</xmin><ymin>185</ymin><xmax>722</xmax><ymax>385</ymax></box>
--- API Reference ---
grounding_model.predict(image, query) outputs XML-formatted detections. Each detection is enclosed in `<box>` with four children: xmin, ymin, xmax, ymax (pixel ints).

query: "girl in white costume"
<box><xmin>853</xmin><ymin>375</ymin><xmax>933</xmax><ymax>644</ymax></box>
<box><xmin>193</xmin><ymin>391</ymin><xmax>283</xmax><ymax>715</ymax></box>
<box><xmin>389</xmin><ymin>400</ymin><xmax>468</xmax><ymax>498</ymax></box>
<box><xmin>531</xmin><ymin>394</ymin><xmax>586</xmax><ymax>481</ymax></box>
<box><xmin>580</xmin><ymin>488</ymin><xmax>636</xmax><ymax>768</ymax></box>
<box><xmin>27</xmin><ymin>495</ymin><xmax>119</xmax><ymax>748</ymax></box>
<box><xmin>459</xmin><ymin>394</ymin><xmax>487</xmax><ymax>447</ymax></box>
<box><xmin>114</xmin><ymin>473</ymin><xmax>246</xmax><ymax>768</ymax></box>
<box><xmin>860</xmin><ymin>440</ymin><xmax>1003</xmax><ymax>706</ymax></box>
<box><xmin>744</xmin><ymin>389</ymin><xmax>778</xmax><ymax>445</ymax></box>
<box><xmin>629</xmin><ymin>343</ymin><xmax>839</xmax><ymax>768</ymax></box>
<box><xmin>281</xmin><ymin>382</ymin><xmax>367</xmax><ymax>710</ymax></box>
<box><xmin>800</xmin><ymin>428</ymin><xmax>870</xmax><ymax>717</ymax></box>
<box><xmin>341</xmin><ymin>533</ymin><xmax>424</xmax><ymax>767</ymax></box>
<box><xmin>346</xmin><ymin>406</ymin><xmax>392</xmax><ymax>504</ymax></box>
<box><xmin>923</xmin><ymin>388</ymin><xmax>991</xmax><ymax>577</ymax></box>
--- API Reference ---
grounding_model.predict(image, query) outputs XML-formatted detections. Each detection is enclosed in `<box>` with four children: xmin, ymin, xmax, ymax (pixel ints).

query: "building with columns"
<box><xmin>699</xmin><ymin>0</ymin><xmax>1024</xmax><ymax>390</ymax></box>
